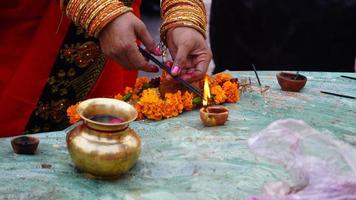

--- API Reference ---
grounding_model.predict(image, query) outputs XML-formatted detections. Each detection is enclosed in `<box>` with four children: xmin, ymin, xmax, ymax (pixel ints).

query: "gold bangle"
<box><xmin>163</xmin><ymin>5</ymin><xmax>206</xmax><ymax>21</ymax></box>
<box><xmin>163</xmin><ymin>15</ymin><xmax>206</xmax><ymax>30</ymax></box>
<box><xmin>164</xmin><ymin>10</ymin><xmax>206</xmax><ymax>25</ymax></box>
<box><xmin>160</xmin><ymin>21</ymin><xmax>206</xmax><ymax>42</ymax></box>
<box><xmin>73</xmin><ymin>0</ymin><xmax>91</xmax><ymax>25</ymax></box>
<box><xmin>162</xmin><ymin>0</ymin><xmax>205</xmax><ymax>16</ymax></box>
<box><xmin>78</xmin><ymin>0</ymin><xmax>99</xmax><ymax>26</ymax></box>
<box><xmin>66</xmin><ymin>0</ymin><xmax>81</xmax><ymax>18</ymax></box>
<box><xmin>91</xmin><ymin>6</ymin><xmax>132</xmax><ymax>37</ymax></box>
<box><xmin>88</xmin><ymin>3</ymin><xmax>121</xmax><ymax>35</ymax></box>
<box><xmin>84</xmin><ymin>0</ymin><xmax>116</xmax><ymax>30</ymax></box>
<box><xmin>162</xmin><ymin>19</ymin><xmax>206</xmax><ymax>36</ymax></box>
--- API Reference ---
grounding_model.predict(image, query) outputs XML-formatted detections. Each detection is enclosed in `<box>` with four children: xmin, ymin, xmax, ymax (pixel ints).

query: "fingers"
<box><xmin>181</xmin><ymin>50</ymin><xmax>212</xmax><ymax>82</ymax></box>
<box><xmin>180</xmin><ymin>63</ymin><xmax>208</xmax><ymax>82</ymax></box>
<box><xmin>124</xmin><ymin>44</ymin><xmax>159</xmax><ymax>72</ymax></box>
<box><xmin>135</xmin><ymin>21</ymin><xmax>161</xmax><ymax>56</ymax></box>
<box><xmin>171</xmin><ymin>45</ymin><xmax>189</xmax><ymax>76</ymax></box>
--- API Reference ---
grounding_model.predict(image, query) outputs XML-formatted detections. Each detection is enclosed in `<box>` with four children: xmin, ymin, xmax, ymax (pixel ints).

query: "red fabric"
<box><xmin>0</xmin><ymin>0</ymin><xmax>141</xmax><ymax>137</ymax></box>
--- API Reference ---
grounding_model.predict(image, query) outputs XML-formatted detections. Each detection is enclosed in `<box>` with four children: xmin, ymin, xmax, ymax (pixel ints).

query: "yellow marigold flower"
<box><xmin>222</xmin><ymin>81</ymin><xmax>240</xmax><ymax>103</ymax></box>
<box><xmin>134</xmin><ymin>77</ymin><xmax>150</xmax><ymax>93</ymax></box>
<box><xmin>67</xmin><ymin>103</ymin><xmax>80</xmax><ymax>124</ymax></box>
<box><xmin>163</xmin><ymin>91</ymin><xmax>184</xmax><ymax>118</ymax></box>
<box><xmin>211</xmin><ymin>85</ymin><xmax>227</xmax><ymax>104</ymax></box>
<box><xmin>182</xmin><ymin>91</ymin><xmax>194</xmax><ymax>111</ymax></box>
<box><xmin>138</xmin><ymin>88</ymin><xmax>164</xmax><ymax>120</ymax></box>
<box><xmin>114</xmin><ymin>93</ymin><xmax>123</xmax><ymax>101</ymax></box>
<box><xmin>214</xmin><ymin>73</ymin><xmax>232</xmax><ymax>85</ymax></box>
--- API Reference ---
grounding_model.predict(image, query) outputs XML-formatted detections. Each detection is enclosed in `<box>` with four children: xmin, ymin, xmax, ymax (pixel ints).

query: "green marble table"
<box><xmin>1</xmin><ymin>71</ymin><xmax>355</xmax><ymax>200</ymax></box>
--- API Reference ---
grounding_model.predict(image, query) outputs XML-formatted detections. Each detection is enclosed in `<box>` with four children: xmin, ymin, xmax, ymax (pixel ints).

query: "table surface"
<box><xmin>1</xmin><ymin>71</ymin><xmax>355</xmax><ymax>200</ymax></box>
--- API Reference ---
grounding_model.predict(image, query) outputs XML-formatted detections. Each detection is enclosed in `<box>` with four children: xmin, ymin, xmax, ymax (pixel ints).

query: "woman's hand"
<box><xmin>165</xmin><ymin>27</ymin><xmax>212</xmax><ymax>82</ymax></box>
<box><xmin>98</xmin><ymin>12</ymin><xmax>161</xmax><ymax>72</ymax></box>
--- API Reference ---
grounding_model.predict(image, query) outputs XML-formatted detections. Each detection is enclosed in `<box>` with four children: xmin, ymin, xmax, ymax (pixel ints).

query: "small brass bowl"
<box><xmin>200</xmin><ymin>106</ymin><xmax>229</xmax><ymax>126</ymax></box>
<box><xmin>66</xmin><ymin>98</ymin><xmax>141</xmax><ymax>179</ymax></box>
<box><xmin>11</xmin><ymin>136</ymin><xmax>39</xmax><ymax>155</ymax></box>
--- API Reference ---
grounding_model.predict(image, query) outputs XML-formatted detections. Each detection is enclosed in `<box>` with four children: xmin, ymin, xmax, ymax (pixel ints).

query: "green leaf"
<box><xmin>142</xmin><ymin>83</ymin><xmax>151</xmax><ymax>90</ymax></box>
<box><xmin>123</xmin><ymin>93</ymin><xmax>133</xmax><ymax>101</ymax></box>
<box><xmin>192</xmin><ymin>97</ymin><xmax>202</xmax><ymax>105</ymax></box>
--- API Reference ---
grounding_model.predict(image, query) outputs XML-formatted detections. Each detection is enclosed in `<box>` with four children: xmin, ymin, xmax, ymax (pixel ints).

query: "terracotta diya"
<box><xmin>200</xmin><ymin>76</ymin><xmax>229</xmax><ymax>126</ymax></box>
<box><xmin>11</xmin><ymin>136</ymin><xmax>40</xmax><ymax>154</ymax></box>
<box><xmin>276</xmin><ymin>72</ymin><xmax>307</xmax><ymax>92</ymax></box>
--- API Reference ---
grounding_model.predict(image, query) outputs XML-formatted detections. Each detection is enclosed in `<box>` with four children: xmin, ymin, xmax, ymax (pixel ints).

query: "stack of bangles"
<box><xmin>65</xmin><ymin>0</ymin><xmax>132</xmax><ymax>37</ymax></box>
<box><xmin>160</xmin><ymin>0</ymin><xmax>207</xmax><ymax>44</ymax></box>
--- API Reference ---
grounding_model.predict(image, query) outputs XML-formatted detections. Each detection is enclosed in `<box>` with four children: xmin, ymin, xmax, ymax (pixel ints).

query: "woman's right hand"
<box><xmin>98</xmin><ymin>12</ymin><xmax>161</xmax><ymax>72</ymax></box>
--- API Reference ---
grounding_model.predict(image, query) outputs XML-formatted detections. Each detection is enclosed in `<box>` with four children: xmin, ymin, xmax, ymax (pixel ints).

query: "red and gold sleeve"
<box><xmin>65</xmin><ymin>0</ymin><xmax>132</xmax><ymax>37</ymax></box>
<box><xmin>160</xmin><ymin>0</ymin><xmax>207</xmax><ymax>44</ymax></box>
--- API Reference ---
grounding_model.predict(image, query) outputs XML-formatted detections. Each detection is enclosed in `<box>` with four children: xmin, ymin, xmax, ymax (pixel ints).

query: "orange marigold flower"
<box><xmin>124</xmin><ymin>87</ymin><xmax>133</xmax><ymax>95</ymax></box>
<box><xmin>214</xmin><ymin>73</ymin><xmax>232</xmax><ymax>85</ymax></box>
<box><xmin>134</xmin><ymin>104</ymin><xmax>144</xmax><ymax>120</ymax></box>
<box><xmin>134</xmin><ymin>77</ymin><xmax>150</xmax><ymax>93</ymax></box>
<box><xmin>208</xmin><ymin>75</ymin><xmax>219</xmax><ymax>87</ymax></box>
<box><xmin>131</xmin><ymin>94</ymin><xmax>140</xmax><ymax>101</ymax></box>
<box><xmin>163</xmin><ymin>91</ymin><xmax>184</xmax><ymax>118</ymax></box>
<box><xmin>211</xmin><ymin>85</ymin><xmax>227</xmax><ymax>104</ymax></box>
<box><xmin>222</xmin><ymin>81</ymin><xmax>240</xmax><ymax>103</ymax></box>
<box><xmin>67</xmin><ymin>103</ymin><xmax>81</xmax><ymax>124</ymax></box>
<box><xmin>182</xmin><ymin>91</ymin><xmax>194</xmax><ymax>111</ymax></box>
<box><xmin>114</xmin><ymin>93</ymin><xmax>123</xmax><ymax>101</ymax></box>
<box><xmin>138</xmin><ymin>88</ymin><xmax>164</xmax><ymax>120</ymax></box>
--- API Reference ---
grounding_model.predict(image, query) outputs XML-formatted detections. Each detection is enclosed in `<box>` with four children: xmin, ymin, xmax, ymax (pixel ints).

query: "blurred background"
<box><xmin>140</xmin><ymin>0</ymin><xmax>356</xmax><ymax>76</ymax></box>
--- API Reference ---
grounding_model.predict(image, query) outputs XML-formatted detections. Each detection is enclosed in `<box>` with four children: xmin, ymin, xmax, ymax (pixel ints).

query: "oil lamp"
<box><xmin>200</xmin><ymin>76</ymin><xmax>229</xmax><ymax>126</ymax></box>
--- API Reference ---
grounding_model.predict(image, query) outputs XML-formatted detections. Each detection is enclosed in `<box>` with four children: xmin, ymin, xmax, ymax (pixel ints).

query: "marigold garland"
<box><xmin>164</xmin><ymin>91</ymin><xmax>184</xmax><ymax>118</ymax></box>
<box><xmin>214</xmin><ymin>73</ymin><xmax>232</xmax><ymax>85</ymax></box>
<box><xmin>182</xmin><ymin>91</ymin><xmax>194</xmax><ymax>111</ymax></box>
<box><xmin>211</xmin><ymin>85</ymin><xmax>227</xmax><ymax>104</ymax></box>
<box><xmin>134</xmin><ymin>77</ymin><xmax>150</xmax><ymax>94</ymax></box>
<box><xmin>67</xmin><ymin>73</ymin><xmax>240</xmax><ymax>123</ymax></box>
<box><xmin>222</xmin><ymin>81</ymin><xmax>240</xmax><ymax>103</ymax></box>
<box><xmin>138</xmin><ymin>88</ymin><xmax>165</xmax><ymax>120</ymax></box>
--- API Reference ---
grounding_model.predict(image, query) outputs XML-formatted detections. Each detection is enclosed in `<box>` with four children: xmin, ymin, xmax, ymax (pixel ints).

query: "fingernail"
<box><xmin>150</xmin><ymin>65</ymin><xmax>159</xmax><ymax>72</ymax></box>
<box><xmin>171</xmin><ymin>65</ymin><xmax>181</xmax><ymax>75</ymax></box>
<box><xmin>154</xmin><ymin>46</ymin><xmax>162</xmax><ymax>56</ymax></box>
<box><xmin>165</xmin><ymin>61</ymin><xmax>173</xmax><ymax>68</ymax></box>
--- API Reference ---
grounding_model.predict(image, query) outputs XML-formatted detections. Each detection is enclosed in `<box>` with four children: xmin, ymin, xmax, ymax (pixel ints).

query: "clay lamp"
<box><xmin>276</xmin><ymin>72</ymin><xmax>307</xmax><ymax>92</ymax></box>
<box><xmin>200</xmin><ymin>76</ymin><xmax>229</xmax><ymax>126</ymax></box>
<box><xmin>11</xmin><ymin>136</ymin><xmax>39</xmax><ymax>155</ymax></box>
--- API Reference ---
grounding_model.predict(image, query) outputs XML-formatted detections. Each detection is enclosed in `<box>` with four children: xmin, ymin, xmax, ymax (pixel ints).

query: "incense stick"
<box><xmin>320</xmin><ymin>91</ymin><xmax>356</xmax><ymax>99</ymax></box>
<box><xmin>341</xmin><ymin>75</ymin><xmax>356</xmax><ymax>81</ymax></box>
<box><xmin>138</xmin><ymin>46</ymin><xmax>203</xmax><ymax>98</ymax></box>
<box><xmin>251</xmin><ymin>64</ymin><xmax>262</xmax><ymax>86</ymax></box>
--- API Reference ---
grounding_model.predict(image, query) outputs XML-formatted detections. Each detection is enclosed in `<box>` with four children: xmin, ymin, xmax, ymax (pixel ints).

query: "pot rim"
<box><xmin>277</xmin><ymin>72</ymin><xmax>307</xmax><ymax>83</ymax></box>
<box><xmin>77</xmin><ymin>98</ymin><xmax>137</xmax><ymax>130</ymax></box>
<box><xmin>200</xmin><ymin>106</ymin><xmax>229</xmax><ymax>116</ymax></box>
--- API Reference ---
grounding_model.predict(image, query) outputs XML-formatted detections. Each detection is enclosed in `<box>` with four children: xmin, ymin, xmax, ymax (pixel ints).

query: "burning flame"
<box><xmin>203</xmin><ymin>75</ymin><xmax>211</xmax><ymax>106</ymax></box>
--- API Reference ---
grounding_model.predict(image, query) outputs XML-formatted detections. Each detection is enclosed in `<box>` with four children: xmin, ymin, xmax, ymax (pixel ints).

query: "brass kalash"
<box><xmin>66</xmin><ymin>98</ymin><xmax>141</xmax><ymax>179</ymax></box>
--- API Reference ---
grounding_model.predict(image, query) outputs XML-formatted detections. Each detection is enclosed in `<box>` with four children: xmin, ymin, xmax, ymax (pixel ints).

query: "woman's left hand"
<box><xmin>165</xmin><ymin>27</ymin><xmax>212</xmax><ymax>82</ymax></box>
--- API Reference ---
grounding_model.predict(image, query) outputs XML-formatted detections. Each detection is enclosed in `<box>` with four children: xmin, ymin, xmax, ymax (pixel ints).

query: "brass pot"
<box><xmin>66</xmin><ymin>98</ymin><xmax>141</xmax><ymax>179</ymax></box>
